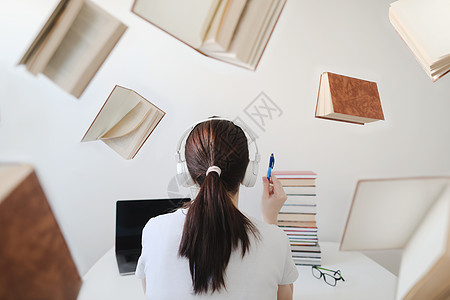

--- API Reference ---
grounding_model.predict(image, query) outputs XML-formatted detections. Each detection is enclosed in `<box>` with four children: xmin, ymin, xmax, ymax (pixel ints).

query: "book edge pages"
<box><xmin>129</xmin><ymin>108</ymin><xmax>165</xmax><ymax>159</ymax></box>
<box><xmin>340</xmin><ymin>176</ymin><xmax>450</xmax><ymax>251</ymax></box>
<box><xmin>18</xmin><ymin>0</ymin><xmax>71</xmax><ymax>69</ymax></box>
<box><xmin>314</xmin><ymin>72</ymin><xmax>324</xmax><ymax>118</ymax></box>
<box><xmin>27</xmin><ymin>0</ymin><xmax>85</xmax><ymax>75</ymax></box>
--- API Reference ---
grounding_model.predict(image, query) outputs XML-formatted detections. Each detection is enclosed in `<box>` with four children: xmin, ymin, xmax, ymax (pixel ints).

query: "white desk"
<box><xmin>77</xmin><ymin>242</ymin><xmax>397</xmax><ymax>300</ymax></box>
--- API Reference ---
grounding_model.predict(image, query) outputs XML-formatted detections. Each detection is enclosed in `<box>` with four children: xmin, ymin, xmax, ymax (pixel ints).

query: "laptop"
<box><xmin>115</xmin><ymin>198</ymin><xmax>190</xmax><ymax>275</ymax></box>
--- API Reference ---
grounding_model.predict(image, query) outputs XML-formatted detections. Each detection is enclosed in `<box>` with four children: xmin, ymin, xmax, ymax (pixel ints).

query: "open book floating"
<box><xmin>131</xmin><ymin>0</ymin><xmax>286</xmax><ymax>70</ymax></box>
<box><xmin>389</xmin><ymin>0</ymin><xmax>450</xmax><ymax>82</ymax></box>
<box><xmin>19</xmin><ymin>0</ymin><xmax>127</xmax><ymax>98</ymax></box>
<box><xmin>315</xmin><ymin>72</ymin><xmax>384</xmax><ymax>125</ymax></box>
<box><xmin>341</xmin><ymin>177</ymin><xmax>450</xmax><ymax>300</ymax></box>
<box><xmin>81</xmin><ymin>85</ymin><xmax>165</xmax><ymax>160</ymax></box>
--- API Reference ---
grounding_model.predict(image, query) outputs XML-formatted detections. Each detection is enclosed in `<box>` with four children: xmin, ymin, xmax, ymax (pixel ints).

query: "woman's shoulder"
<box><xmin>247</xmin><ymin>215</ymin><xmax>286</xmax><ymax>240</ymax></box>
<box><xmin>142</xmin><ymin>208</ymin><xmax>187</xmax><ymax>233</ymax></box>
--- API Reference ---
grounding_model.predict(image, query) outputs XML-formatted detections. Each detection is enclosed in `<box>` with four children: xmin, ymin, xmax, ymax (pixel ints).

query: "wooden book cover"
<box><xmin>0</xmin><ymin>164</ymin><xmax>81</xmax><ymax>300</ymax></box>
<box><xmin>315</xmin><ymin>72</ymin><xmax>384</xmax><ymax>125</ymax></box>
<box><xmin>81</xmin><ymin>85</ymin><xmax>165</xmax><ymax>160</ymax></box>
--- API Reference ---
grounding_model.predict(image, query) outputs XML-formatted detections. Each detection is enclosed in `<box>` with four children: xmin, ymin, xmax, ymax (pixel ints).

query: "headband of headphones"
<box><xmin>175</xmin><ymin>117</ymin><xmax>260</xmax><ymax>187</ymax></box>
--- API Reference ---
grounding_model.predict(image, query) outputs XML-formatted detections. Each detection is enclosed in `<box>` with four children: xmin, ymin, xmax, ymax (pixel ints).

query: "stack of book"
<box><xmin>273</xmin><ymin>171</ymin><xmax>321</xmax><ymax>266</ymax></box>
<box><xmin>131</xmin><ymin>0</ymin><xmax>287</xmax><ymax>70</ymax></box>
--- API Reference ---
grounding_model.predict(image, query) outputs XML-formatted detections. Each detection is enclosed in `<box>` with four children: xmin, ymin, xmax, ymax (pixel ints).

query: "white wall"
<box><xmin>1</xmin><ymin>0</ymin><xmax>449</xmax><ymax>275</ymax></box>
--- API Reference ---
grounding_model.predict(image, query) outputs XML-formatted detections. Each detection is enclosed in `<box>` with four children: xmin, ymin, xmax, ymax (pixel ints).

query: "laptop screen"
<box><xmin>115</xmin><ymin>198</ymin><xmax>190</xmax><ymax>275</ymax></box>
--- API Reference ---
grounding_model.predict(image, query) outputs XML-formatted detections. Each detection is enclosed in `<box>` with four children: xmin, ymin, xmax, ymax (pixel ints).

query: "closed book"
<box><xmin>279</xmin><ymin>178</ymin><xmax>316</xmax><ymax>187</ymax></box>
<box><xmin>291</xmin><ymin>245</ymin><xmax>321</xmax><ymax>253</ymax></box>
<box><xmin>291</xmin><ymin>252</ymin><xmax>322</xmax><ymax>259</ymax></box>
<box><xmin>315</xmin><ymin>72</ymin><xmax>384</xmax><ymax>125</ymax></box>
<box><xmin>278</xmin><ymin>213</ymin><xmax>316</xmax><ymax>222</ymax></box>
<box><xmin>277</xmin><ymin>221</ymin><xmax>317</xmax><ymax>228</ymax></box>
<box><xmin>280</xmin><ymin>205</ymin><xmax>317</xmax><ymax>214</ymax></box>
<box><xmin>280</xmin><ymin>226</ymin><xmax>318</xmax><ymax>233</ymax></box>
<box><xmin>283</xmin><ymin>186</ymin><xmax>316</xmax><ymax>196</ymax></box>
<box><xmin>81</xmin><ymin>85</ymin><xmax>165</xmax><ymax>160</ymax></box>
<box><xmin>0</xmin><ymin>164</ymin><xmax>81</xmax><ymax>300</ymax></box>
<box><xmin>272</xmin><ymin>171</ymin><xmax>317</xmax><ymax>179</ymax></box>
<box><xmin>285</xmin><ymin>195</ymin><xmax>317</xmax><ymax>205</ymax></box>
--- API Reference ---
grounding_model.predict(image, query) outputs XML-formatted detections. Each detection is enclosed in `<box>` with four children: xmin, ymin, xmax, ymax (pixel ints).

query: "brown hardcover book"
<box><xmin>315</xmin><ymin>72</ymin><xmax>384</xmax><ymax>125</ymax></box>
<box><xmin>0</xmin><ymin>164</ymin><xmax>81</xmax><ymax>300</ymax></box>
<box><xmin>131</xmin><ymin>0</ymin><xmax>287</xmax><ymax>70</ymax></box>
<box><xmin>81</xmin><ymin>85</ymin><xmax>165</xmax><ymax>160</ymax></box>
<box><xmin>19</xmin><ymin>0</ymin><xmax>127</xmax><ymax>98</ymax></box>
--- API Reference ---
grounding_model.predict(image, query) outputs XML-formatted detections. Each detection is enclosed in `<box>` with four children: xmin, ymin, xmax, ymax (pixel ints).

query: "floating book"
<box><xmin>315</xmin><ymin>72</ymin><xmax>384</xmax><ymax>125</ymax></box>
<box><xmin>19</xmin><ymin>0</ymin><xmax>127</xmax><ymax>98</ymax></box>
<box><xmin>389</xmin><ymin>0</ymin><xmax>450</xmax><ymax>82</ymax></box>
<box><xmin>0</xmin><ymin>164</ymin><xmax>81</xmax><ymax>300</ymax></box>
<box><xmin>131</xmin><ymin>0</ymin><xmax>286</xmax><ymax>70</ymax></box>
<box><xmin>81</xmin><ymin>85</ymin><xmax>165</xmax><ymax>160</ymax></box>
<box><xmin>341</xmin><ymin>177</ymin><xmax>450</xmax><ymax>300</ymax></box>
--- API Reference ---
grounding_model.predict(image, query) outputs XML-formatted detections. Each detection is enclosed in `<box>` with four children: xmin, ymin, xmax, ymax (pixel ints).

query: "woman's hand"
<box><xmin>261</xmin><ymin>176</ymin><xmax>287</xmax><ymax>224</ymax></box>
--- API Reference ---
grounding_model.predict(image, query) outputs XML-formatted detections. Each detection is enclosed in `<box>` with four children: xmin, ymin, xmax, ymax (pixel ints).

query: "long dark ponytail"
<box><xmin>178</xmin><ymin>119</ymin><xmax>259</xmax><ymax>294</ymax></box>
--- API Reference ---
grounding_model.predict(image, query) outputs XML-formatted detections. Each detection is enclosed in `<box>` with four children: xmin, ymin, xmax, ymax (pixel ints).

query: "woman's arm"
<box><xmin>278</xmin><ymin>284</ymin><xmax>293</xmax><ymax>300</ymax></box>
<box><xmin>261</xmin><ymin>176</ymin><xmax>287</xmax><ymax>224</ymax></box>
<box><xmin>141</xmin><ymin>279</ymin><xmax>146</xmax><ymax>293</ymax></box>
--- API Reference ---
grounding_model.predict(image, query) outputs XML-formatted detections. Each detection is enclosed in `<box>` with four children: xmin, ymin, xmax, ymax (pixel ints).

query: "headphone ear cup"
<box><xmin>177</xmin><ymin>161</ymin><xmax>194</xmax><ymax>187</ymax></box>
<box><xmin>242</xmin><ymin>160</ymin><xmax>258</xmax><ymax>187</ymax></box>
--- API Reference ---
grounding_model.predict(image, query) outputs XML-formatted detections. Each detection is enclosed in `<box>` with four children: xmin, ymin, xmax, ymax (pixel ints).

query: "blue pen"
<box><xmin>267</xmin><ymin>153</ymin><xmax>275</xmax><ymax>181</ymax></box>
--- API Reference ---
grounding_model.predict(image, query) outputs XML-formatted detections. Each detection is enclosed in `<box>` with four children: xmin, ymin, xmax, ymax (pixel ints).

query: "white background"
<box><xmin>1</xmin><ymin>0</ymin><xmax>449</xmax><ymax>276</ymax></box>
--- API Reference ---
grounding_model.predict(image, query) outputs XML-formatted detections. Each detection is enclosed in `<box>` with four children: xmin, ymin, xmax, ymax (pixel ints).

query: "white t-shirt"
<box><xmin>135</xmin><ymin>208</ymin><xmax>299</xmax><ymax>299</ymax></box>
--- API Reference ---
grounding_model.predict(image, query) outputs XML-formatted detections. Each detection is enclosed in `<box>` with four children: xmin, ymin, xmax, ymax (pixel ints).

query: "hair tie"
<box><xmin>206</xmin><ymin>166</ymin><xmax>221</xmax><ymax>176</ymax></box>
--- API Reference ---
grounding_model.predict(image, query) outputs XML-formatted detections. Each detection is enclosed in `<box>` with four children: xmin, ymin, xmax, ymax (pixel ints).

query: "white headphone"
<box><xmin>175</xmin><ymin>117</ymin><xmax>260</xmax><ymax>188</ymax></box>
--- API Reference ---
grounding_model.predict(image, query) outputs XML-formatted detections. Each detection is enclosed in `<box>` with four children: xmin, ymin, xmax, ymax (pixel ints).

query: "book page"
<box><xmin>228</xmin><ymin>0</ymin><xmax>274</xmax><ymax>63</ymax></box>
<box><xmin>216</xmin><ymin>0</ymin><xmax>248</xmax><ymax>51</ymax></box>
<box><xmin>43</xmin><ymin>0</ymin><xmax>125</xmax><ymax>97</ymax></box>
<box><xmin>340</xmin><ymin>177</ymin><xmax>450</xmax><ymax>251</ymax></box>
<box><xmin>248</xmin><ymin>0</ymin><xmax>282</xmax><ymax>66</ymax></box>
<box><xmin>200</xmin><ymin>0</ymin><xmax>229</xmax><ymax>51</ymax></box>
<box><xmin>82</xmin><ymin>87</ymin><xmax>139</xmax><ymax>142</ymax></box>
<box><xmin>101</xmin><ymin>101</ymin><xmax>150</xmax><ymax>139</ymax></box>
<box><xmin>24</xmin><ymin>0</ymin><xmax>84</xmax><ymax>75</ymax></box>
<box><xmin>132</xmin><ymin>0</ymin><xmax>220</xmax><ymax>48</ymax></box>
<box><xmin>390</xmin><ymin>0</ymin><xmax>450</xmax><ymax>64</ymax></box>
<box><xmin>396</xmin><ymin>185</ymin><xmax>450</xmax><ymax>300</ymax></box>
<box><xmin>103</xmin><ymin>106</ymin><xmax>164</xmax><ymax>159</ymax></box>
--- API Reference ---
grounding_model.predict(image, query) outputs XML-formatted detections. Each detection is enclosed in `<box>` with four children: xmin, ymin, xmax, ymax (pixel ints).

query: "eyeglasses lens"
<box><xmin>323</xmin><ymin>273</ymin><xmax>337</xmax><ymax>286</ymax></box>
<box><xmin>312</xmin><ymin>267</ymin><xmax>322</xmax><ymax>279</ymax></box>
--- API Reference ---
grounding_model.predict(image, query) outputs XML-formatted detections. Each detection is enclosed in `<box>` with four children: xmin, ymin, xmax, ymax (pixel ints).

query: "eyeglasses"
<box><xmin>311</xmin><ymin>266</ymin><xmax>345</xmax><ymax>286</ymax></box>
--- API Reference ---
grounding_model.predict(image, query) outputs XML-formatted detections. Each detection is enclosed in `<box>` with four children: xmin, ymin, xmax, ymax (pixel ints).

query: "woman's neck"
<box><xmin>231</xmin><ymin>191</ymin><xmax>239</xmax><ymax>208</ymax></box>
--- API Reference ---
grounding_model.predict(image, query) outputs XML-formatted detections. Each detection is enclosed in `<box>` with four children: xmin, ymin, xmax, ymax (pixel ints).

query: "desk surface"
<box><xmin>77</xmin><ymin>242</ymin><xmax>397</xmax><ymax>300</ymax></box>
